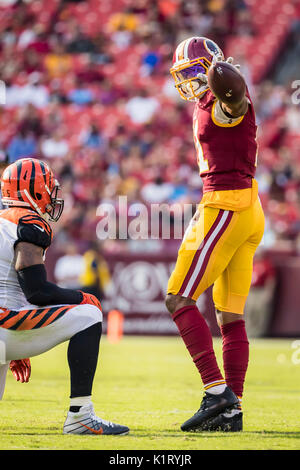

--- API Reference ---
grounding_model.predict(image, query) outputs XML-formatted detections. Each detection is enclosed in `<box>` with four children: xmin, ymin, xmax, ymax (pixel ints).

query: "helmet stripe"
<box><xmin>49</xmin><ymin>168</ymin><xmax>53</xmax><ymax>190</ymax></box>
<box><xmin>29</xmin><ymin>159</ymin><xmax>36</xmax><ymax>200</ymax></box>
<box><xmin>15</xmin><ymin>160</ymin><xmax>24</xmax><ymax>201</ymax></box>
<box><xmin>39</xmin><ymin>161</ymin><xmax>47</xmax><ymax>184</ymax></box>
<box><xmin>7</xmin><ymin>166</ymin><xmax>11</xmax><ymax>183</ymax></box>
<box><xmin>183</xmin><ymin>37</ymin><xmax>194</xmax><ymax>60</ymax></box>
<box><xmin>176</xmin><ymin>40</ymin><xmax>186</xmax><ymax>62</ymax></box>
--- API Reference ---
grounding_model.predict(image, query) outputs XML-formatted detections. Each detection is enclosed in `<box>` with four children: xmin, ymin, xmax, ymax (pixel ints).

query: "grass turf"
<box><xmin>0</xmin><ymin>336</ymin><xmax>299</xmax><ymax>450</ymax></box>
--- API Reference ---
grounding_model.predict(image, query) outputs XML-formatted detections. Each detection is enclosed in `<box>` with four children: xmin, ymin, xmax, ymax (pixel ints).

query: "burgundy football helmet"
<box><xmin>170</xmin><ymin>37</ymin><xmax>224</xmax><ymax>101</ymax></box>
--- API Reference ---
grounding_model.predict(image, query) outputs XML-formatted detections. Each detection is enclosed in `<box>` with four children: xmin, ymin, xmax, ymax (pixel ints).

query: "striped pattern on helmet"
<box><xmin>174</xmin><ymin>37</ymin><xmax>196</xmax><ymax>63</ymax></box>
<box><xmin>173</xmin><ymin>36</ymin><xmax>223</xmax><ymax>66</ymax></box>
<box><xmin>1</xmin><ymin>158</ymin><xmax>54</xmax><ymax>213</ymax></box>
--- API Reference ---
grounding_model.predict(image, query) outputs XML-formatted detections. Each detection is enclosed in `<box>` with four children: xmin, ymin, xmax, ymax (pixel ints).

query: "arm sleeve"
<box><xmin>17</xmin><ymin>264</ymin><xmax>83</xmax><ymax>306</ymax></box>
<box><xmin>15</xmin><ymin>215</ymin><xmax>53</xmax><ymax>250</ymax></box>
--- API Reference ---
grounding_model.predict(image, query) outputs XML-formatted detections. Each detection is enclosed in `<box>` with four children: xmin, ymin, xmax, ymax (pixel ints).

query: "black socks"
<box><xmin>67</xmin><ymin>322</ymin><xmax>102</xmax><ymax>400</ymax></box>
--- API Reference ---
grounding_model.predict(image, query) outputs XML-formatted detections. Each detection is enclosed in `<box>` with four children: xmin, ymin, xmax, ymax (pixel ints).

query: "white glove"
<box><xmin>225</xmin><ymin>56</ymin><xmax>240</xmax><ymax>70</ymax></box>
<box><xmin>196</xmin><ymin>72</ymin><xmax>208</xmax><ymax>84</ymax></box>
<box><xmin>212</xmin><ymin>54</ymin><xmax>240</xmax><ymax>69</ymax></box>
<box><xmin>197</xmin><ymin>56</ymin><xmax>240</xmax><ymax>84</ymax></box>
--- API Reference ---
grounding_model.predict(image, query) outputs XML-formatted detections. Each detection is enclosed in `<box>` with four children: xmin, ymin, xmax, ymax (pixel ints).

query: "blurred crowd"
<box><xmin>0</xmin><ymin>0</ymin><xmax>299</xmax><ymax>259</ymax></box>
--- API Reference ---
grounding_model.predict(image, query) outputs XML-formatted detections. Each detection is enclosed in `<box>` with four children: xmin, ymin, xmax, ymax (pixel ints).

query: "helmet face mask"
<box><xmin>170</xmin><ymin>37</ymin><xmax>224</xmax><ymax>102</ymax></box>
<box><xmin>1</xmin><ymin>158</ymin><xmax>64</xmax><ymax>222</ymax></box>
<box><xmin>170</xmin><ymin>58</ymin><xmax>211</xmax><ymax>101</ymax></box>
<box><xmin>46</xmin><ymin>182</ymin><xmax>64</xmax><ymax>222</ymax></box>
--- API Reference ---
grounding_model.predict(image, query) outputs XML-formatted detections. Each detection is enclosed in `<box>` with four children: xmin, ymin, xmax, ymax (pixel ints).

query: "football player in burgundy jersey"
<box><xmin>0</xmin><ymin>158</ymin><xmax>129</xmax><ymax>435</ymax></box>
<box><xmin>166</xmin><ymin>37</ymin><xmax>265</xmax><ymax>432</ymax></box>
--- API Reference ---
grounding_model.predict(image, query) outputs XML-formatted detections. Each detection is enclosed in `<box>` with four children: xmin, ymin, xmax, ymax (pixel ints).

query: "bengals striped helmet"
<box><xmin>1</xmin><ymin>158</ymin><xmax>64</xmax><ymax>221</ymax></box>
<box><xmin>170</xmin><ymin>37</ymin><xmax>224</xmax><ymax>101</ymax></box>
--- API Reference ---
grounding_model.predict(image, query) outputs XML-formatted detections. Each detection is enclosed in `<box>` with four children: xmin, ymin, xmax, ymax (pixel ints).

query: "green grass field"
<box><xmin>0</xmin><ymin>336</ymin><xmax>299</xmax><ymax>450</ymax></box>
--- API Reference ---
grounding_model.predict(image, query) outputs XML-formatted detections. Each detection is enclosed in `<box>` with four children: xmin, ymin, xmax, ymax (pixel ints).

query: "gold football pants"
<box><xmin>167</xmin><ymin>198</ymin><xmax>265</xmax><ymax>314</ymax></box>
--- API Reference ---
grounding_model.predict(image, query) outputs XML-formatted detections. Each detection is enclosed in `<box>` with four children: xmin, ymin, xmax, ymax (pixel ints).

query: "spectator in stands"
<box><xmin>108</xmin><ymin>7</ymin><xmax>139</xmax><ymax>33</ymax></box>
<box><xmin>54</xmin><ymin>243</ymin><xmax>85</xmax><ymax>289</ymax></box>
<box><xmin>79</xmin><ymin>241</ymin><xmax>111</xmax><ymax>300</ymax></box>
<box><xmin>41</xmin><ymin>129</ymin><xmax>69</xmax><ymax>160</ymax></box>
<box><xmin>17</xmin><ymin>103</ymin><xmax>45</xmax><ymax>138</ymax></box>
<box><xmin>67</xmin><ymin>79</ymin><xmax>94</xmax><ymax>106</ymax></box>
<box><xmin>6</xmin><ymin>129</ymin><xmax>37</xmax><ymax>163</ymax></box>
<box><xmin>80</xmin><ymin>123</ymin><xmax>105</xmax><ymax>150</ymax></box>
<box><xmin>245</xmin><ymin>249</ymin><xmax>276</xmax><ymax>337</ymax></box>
<box><xmin>44</xmin><ymin>38</ymin><xmax>72</xmax><ymax>78</ymax></box>
<box><xmin>66</xmin><ymin>24</ymin><xmax>96</xmax><ymax>54</ymax></box>
<box><xmin>125</xmin><ymin>89</ymin><xmax>160</xmax><ymax>125</ymax></box>
<box><xmin>141</xmin><ymin>176</ymin><xmax>174</xmax><ymax>204</ymax></box>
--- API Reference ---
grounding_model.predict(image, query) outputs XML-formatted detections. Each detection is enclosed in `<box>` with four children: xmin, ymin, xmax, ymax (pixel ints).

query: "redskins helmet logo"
<box><xmin>204</xmin><ymin>39</ymin><xmax>222</xmax><ymax>58</ymax></box>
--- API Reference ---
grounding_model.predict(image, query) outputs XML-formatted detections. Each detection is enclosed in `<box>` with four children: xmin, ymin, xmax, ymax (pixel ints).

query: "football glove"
<box><xmin>212</xmin><ymin>54</ymin><xmax>240</xmax><ymax>69</ymax></box>
<box><xmin>197</xmin><ymin>56</ymin><xmax>241</xmax><ymax>85</ymax></box>
<box><xmin>9</xmin><ymin>358</ymin><xmax>31</xmax><ymax>383</ymax></box>
<box><xmin>79</xmin><ymin>291</ymin><xmax>102</xmax><ymax>311</ymax></box>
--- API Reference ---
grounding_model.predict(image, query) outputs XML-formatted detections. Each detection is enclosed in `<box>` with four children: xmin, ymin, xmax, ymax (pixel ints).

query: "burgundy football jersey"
<box><xmin>193</xmin><ymin>90</ymin><xmax>258</xmax><ymax>193</ymax></box>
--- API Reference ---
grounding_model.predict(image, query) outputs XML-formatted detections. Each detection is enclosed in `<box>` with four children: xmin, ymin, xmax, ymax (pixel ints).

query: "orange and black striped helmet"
<box><xmin>0</xmin><ymin>158</ymin><xmax>64</xmax><ymax>221</ymax></box>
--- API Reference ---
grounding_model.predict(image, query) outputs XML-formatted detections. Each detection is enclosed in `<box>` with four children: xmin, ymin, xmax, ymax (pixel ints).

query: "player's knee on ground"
<box><xmin>165</xmin><ymin>294</ymin><xmax>195</xmax><ymax>315</ymax></box>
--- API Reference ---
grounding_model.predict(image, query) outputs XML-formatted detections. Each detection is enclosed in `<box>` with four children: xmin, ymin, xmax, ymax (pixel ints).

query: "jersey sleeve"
<box><xmin>15</xmin><ymin>214</ymin><xmax>53</xmax><ymax>249</ymax></box>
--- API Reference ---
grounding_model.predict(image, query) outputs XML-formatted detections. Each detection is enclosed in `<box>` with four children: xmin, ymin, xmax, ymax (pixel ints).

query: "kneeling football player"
<box><xmin>0</xmin><ymin>158</ymin><xmax>129</xmax><ymax>435</ymax></box>
<box><xmin>166</xmin><ymin>37</ymin><xmax>265</xmax><ymax>432</ymax></box>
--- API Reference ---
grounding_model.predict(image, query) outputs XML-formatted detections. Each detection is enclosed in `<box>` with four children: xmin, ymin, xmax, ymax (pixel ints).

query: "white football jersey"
<box><xmin>0</xmin><ymin>208</ymin><xmax>52</xmax><ymax>310</ymax></box>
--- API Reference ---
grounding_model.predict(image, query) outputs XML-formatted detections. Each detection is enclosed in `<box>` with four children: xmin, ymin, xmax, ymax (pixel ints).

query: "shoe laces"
<box><xmin>85</xmin><ymin>404</ymin><xmax>114</xmax><ymax>427</ymax></box>
<box><xmin>199</xmin><ymin>392</ymin><xmax>215</xmax><ymax>411</ymax></box>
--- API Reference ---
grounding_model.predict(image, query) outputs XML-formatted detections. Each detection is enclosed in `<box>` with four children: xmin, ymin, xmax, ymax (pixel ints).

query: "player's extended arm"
<box><xmin>15</xmin><ymin>242</ymin><xmax>102</xmax><ymax>309</ymax></box>
<box><xmin>217</xmin><ymin>57</ymin><xmax>248</xmax><ymax>118</ymax></box>
<box><xmin>15</xmin><ymin>242</ymin><xmax>83</xmax><ymax>306</ymax></box>
<box><xmin>221</xmin><ymin>94</ymin><xmax>248</xmax><ymax>118</ymax></box>
<box><xmin>205</xmin><ymin>56</ymin><xmax>248</xmax><ymax>118</ymax></box>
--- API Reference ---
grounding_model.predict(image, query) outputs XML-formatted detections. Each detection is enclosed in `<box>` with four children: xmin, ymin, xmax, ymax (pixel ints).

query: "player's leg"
<box><xmin>214</xmin><ymin>198</ymin><xmax>264</xmax><ymax>400</ymax></box>
<box><xmin>166</xmin><ymin>206</ymin><xmax>242</xmax><ymax>430</ymax></box>
<box><xmin>213</xmin><ymin>251</ymin><xmax>255</xmax><ymax>406</ymax></box>
<box><xmin>204</xmin><ymin>200</ymin><xmax>265</xmax><ymax>431</ymax></box>
<box><xmin>0</xmin><ymin>303</ymin><xmax>129</xmax><ymax>434</ymax></box>
<box><xmin>166</xmin><ymin>206</ymin><xmax>236</xmax><ymax>390</ymax></box>
<box><xmin>64</xmin><ymin>321</ymin><xmax>129</xmax><ymax>435</ymax></box>
<box><xmin>202</xmin><ymin>249</ymin><xmax>255</xmax><ymax>432</ymax></box>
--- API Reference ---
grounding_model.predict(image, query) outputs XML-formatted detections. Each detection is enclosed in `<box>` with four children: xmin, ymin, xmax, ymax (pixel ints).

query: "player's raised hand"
<box><xmin>79</xmin><ymin>291</ymin><xmax>102</xmax><ymax>311</ymax></box>
<box><xmin>212</xmin><ymin>54</ymin><xmax>240</xmax><ymax>70</ymax></box>
<box><xmin>225</xmin><ymin>56</ymin><xmax>240</xmax><ymax>70</ymax></box>
<box><xmin>9</xmin><ymin>358</ymin><xmax>31</xmax><ymax>383</ymax></box>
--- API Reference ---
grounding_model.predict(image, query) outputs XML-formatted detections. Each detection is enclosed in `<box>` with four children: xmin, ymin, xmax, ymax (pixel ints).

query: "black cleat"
<box><xmin>197</xmin><ymin>406</ymin><xmax>243</xmax><ymax>432</ymax></box>
<box><xmin>181</xmin><ymin>386</ymin><xmax>239</xmax><ymax>432</ymax></box>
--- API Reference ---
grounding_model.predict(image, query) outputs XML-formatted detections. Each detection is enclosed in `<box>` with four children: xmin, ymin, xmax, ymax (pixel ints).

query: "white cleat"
<box><xmin>63</xmin><ymin>403</ymin><xmax>129</xmax><ymax>435</ymax></box>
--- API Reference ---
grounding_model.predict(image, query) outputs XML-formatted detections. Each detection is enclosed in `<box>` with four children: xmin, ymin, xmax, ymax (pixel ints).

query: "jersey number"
<box><xmin>193</xmin><ymin>119</ymin><xmax>209</xmax><ymax>174</ymax></box>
